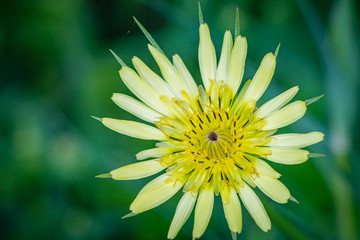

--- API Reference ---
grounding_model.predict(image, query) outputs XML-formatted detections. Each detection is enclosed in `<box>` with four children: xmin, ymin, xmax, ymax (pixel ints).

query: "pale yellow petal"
<box><xmin>218</xmin><ymin>84</ymin><xmax>233</xmax><ymax>110</ymax></box>
<box><xmin>227</xmin><ymin>36</ymin><xmax>247</xmax><ymax>95</ymax></box>
<box><xmin>156</xmin><ymin>141</ymin><xmax>187</xmax><ymax>148</ymax></box>
<box><xmin>255</xmin><ymin>86</ymin><xmax>299</xmax><ymax>119</ymax></box>
<box><xmin>193</xmin><ymin>185</ymin><xmax>214</xmax><ymax>239</ymax></box>
<box><xmin>240</xmin><ymin>171</ymin><xmax>256</xmax><ymax>188</ymax></box>
<box><xmin>110</xmin><ymin>160</ymin><xmax>165</xmax><ymax>180</ymax></box>
<box><xmin>246</xmin><ymin>155</ymin><xmax>281</xmax><ymax>178</ymax></box>
<box><xmin>216</xmin><ymin>31</ymin><xmax>233</xmax><ymax>83</ymax></box>
<box><xmin>137</xmin><ymin>173</ymin><xmax>168</xmax><ymax>195</ymax></box>
<box><xmin>267</xmin><ymin>148</ymin><xmax>309</xmax><ymax>164</ymax></box>
<box><xmin>267</xmin><ymin>132</ymin><xmax>324</xmax><ymax>148</ymax></box>
<box><xmin>230</xmin><ymin>79</ymin><xmax>251</xmax><ymax>115</ymax></box>
<box><xmin>238</xmin><ymin>183</ymin><xmax>271</xmax><ymax>232</ymax></box>
<box><xmin>132</xmin><ymin>56</ymin><xmax>175</xmax><ymax>98</ymax></box>
<box><xmin>136</xmin><ymin>147</ymin><xmax>182</xmax><ymax>160</ymax></box>
<box><xmin>111</xmin><ymin>93</ymin><xmax>163</xmax><ymax>123</ymax></box>
<box><xmin>199</xmin><ymin>23</ymin><xmax>217</xmax><ymax>91</ymax></box>
<box><xmin>199</xmin><ymin>85</ymin><xmax>209</xmax><ymax>108</ymax></box>
<box><xmin>130</xmin><ymin>174</ymin><xmax>183</xmax><ymax>213</ymax></box>
<box><xmin>210</xmin><ymin>80</ymin><xmax>220</xmax><ymax>109</ymax></box>
<box><xmin>173</xmin><ymin>54</ymin><xmax>198</xmax><ymax>100</ymax></box>
<box><xmin>262</xmin><ymin>101</ymin><xmax>306</xmax><ymax>130</ymax></box>
<box><xmin>222</xmin><ymin>187</ymin><xmax>242</xmax><ymax>233</ymax></box>
<box><xmin>168</xmin><ymin>192</ymin><xmax>197</xmax><ymax>239</ymax></box>
<box><xmin>148</xmin><ymin>45</ymin><xmax>184</xmax><ymax>96</ymax></box>
<box><xmin>159</xmin><ymin>95</ymin><xmax>190</xmax><ymax>125</ymax></box>
<box><xmin>119</xmin><ymin>67</ymin><xmax>170</xmax><ymax>115</ymax></box>
<box><xmin>254</xmin><ymin>175</ymin><xmax>290</xmax><ymax>203</ymax></box>
<box><xmin>101</xmin><ymin>118</ymin><xmax>166</xmax><ymax>140</ymax></box>
<box><xmin>244</xmin><ymin>53</ymin><xmax>276</xmax><ymax>102</ymax></box>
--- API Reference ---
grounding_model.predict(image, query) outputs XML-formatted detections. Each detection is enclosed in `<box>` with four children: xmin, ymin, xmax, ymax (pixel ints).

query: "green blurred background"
<box><xmin>1</xmin><ymin>0</ymin><xmax>359</xmax><ymax>239</ymax></box>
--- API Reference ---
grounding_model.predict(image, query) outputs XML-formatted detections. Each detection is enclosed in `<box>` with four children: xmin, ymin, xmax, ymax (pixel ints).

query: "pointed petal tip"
<box><xmin>109</xmin><ymin>49</ymin><xmax>127</xmax><ymax>67</ymax></box>
<box><xmin>235</xmin><ymin>7</ymin><xmax>240</xmax><ymax>37</ymax></box>
<box><xmin>305</xmin><ymin>94</ymin><xmax>325</xmax><ymax>106</ymax></box>
<box><xmin>134</xmin><ymin>16</ymin><xmax>164</xmax><ymax>54</ymax></box>
<box><xmin>198</xmin><ymin>0</ymin><xmax>204</xmax><ymax>24</ymax></box>
<box><xmin>289</xmin><ymin>195</ymin><xmax>300</xmax><ymax>204</ymax></box>
<box><xmin>122</xmin><ymin>212</ymin><xmax>139</xmax><ymax>219</ymax></box>
<box><xmin>95</xmin><ymin>173</ymin><xmax>112</xmax><ymax>178</ymax></box>
<box><xmin>91</xmin><ymin>116</ymin><xmax>102</xmax><ymax>122</ymax></box>
<box><xmin>274</xmin><ymin>43</ymin><xmax>281</xmax><ymax>58</ymax></box>
<box><xmin>133</xmin><ymin>16</ymin><xmax>141</xmax><ymax>26</ymax></box>
<box><xmin>231</xmin><ymin>231</ymin><xmax>237</xmax><ymax>240</ymax></box>
<box><xmin>309</xmin><ymin>153</ymin><xmax>326</xmax><ymax>158</ymax></box>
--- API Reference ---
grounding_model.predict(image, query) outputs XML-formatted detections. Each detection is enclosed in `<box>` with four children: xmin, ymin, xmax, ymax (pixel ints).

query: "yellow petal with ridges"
<box><xmin>266</xmin><ymin>148</ymin><xmax>309</xmax><ymax>164</ymax></box>
<box><xmin>255</xmin><ymin>86</ymin><xmax>299</xmax><ymax>119</ymax></box>
<box><xmin>111</xmin><ymin>93</ymin><xmax>163</xmax><ymax>123</ymax></box>
<box><xmin>222</xmin><ymin>187</ymin><xmax>242</xmax><ymax>234</ymax></box>
<box><xmin>110</xmin><ymin>160</ymin><xmax>165</xmax><ymax>180</ymax></box>
<box><xmin>199</xmin><ymin>23</ymin><xmax>217</xmax><ymax>91</ymax></box>
<box><xmin>193</xmin><ymin>184</ymin><xmax>214</xmax><ymax>239</ymax></box>
<box><xmin>254</xmin><ymin>175</ymin><xmax>290</xmax><ymax>203</ymax></box>
<box><xmin>238</xmin><ymin>183</ymin><xmax>271</xmax><ymax>232</ymax></box>
<box><xmin>240</xmin><ymin>171</ymin><xmax>256</xmax><ymax>188</ymax></box>
<box><xmin>119</xmin><ymin>67</ymin><xmax>170</xmax><ymax>115</ymax></box>
<box><xmin>168</xmin><ymin>192</ymin><xmax>197</xmax><ymax>239</ymax></box>
<box><xmin>245</xmin><ymin>155</ymin><xmax>281</xmax><ymax>178</ymax></box>
<box><xmin>137</xmin><ymin>173</ymin><xmax>168</xmax><ymax>196</ymax></box>
<box><xmin>262</xmin><ymin>101</ymin><xmax>306</xmax><ymax>130</ymax></box>
<box><xmin>230</xmin><ymin>79</ymin><xmax>251</xmax><ymax>115</ymax></box>
<box><xmin>267</xmin><ymin>132</ymin><xmax>324</xmax><ymax>148</ymax></box>
<box><xmin>227</xmin><ymin>36</ymin><xmax>247</xmax><ymax>95</ymax></box>
<box><xmin>130</xmin><ymin>174</ymin><xmax>183</xmax><ymax>213</ymax></box>
<box><xmin>244</xmin><ymin>53</ymin><xmax>276</xmax><ymax>102</ymax></box>
<box><xmin>101</xmin><ymin>118</ymin><xmax>166</xmax><ymax>140</ymax></box>
<box><xmin>216</xmin><ymin>31</ymin><xmax>233</xmax><ymax>83</ymax></box>
<box><xmin>173</xmin><ymin>54</ymin><xmax>198</xmax><ymax>100</ymax></box>
<box><xmin>132</xmin><ymin>56</ymin><xmax>175</xmax><ymax>98</ymax></box>
<box><xmin>159</xmin><ymin>95</ymin><xmax>190</xmax><ymax>124</ymax></box>
<box><xmin>136</xmin><ymin>147</ymin><xmax>183</xmax><ymax>160</ymax></box>
<box><xmin>148</xmin><ymin>45</ymin><xmax>184</xmax><ymax>96</ymax></box>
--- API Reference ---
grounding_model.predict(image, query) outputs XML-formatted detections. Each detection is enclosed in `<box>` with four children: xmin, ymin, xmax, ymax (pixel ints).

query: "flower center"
<box><xmin>207</xmin><ymin>130</ymin><xmax>218</xmax><ymax>142</ymax></box>
<box><xmin>186</xmin><ymin>109</ymin><xmax>240</xmax><ymax>160</ymax></box>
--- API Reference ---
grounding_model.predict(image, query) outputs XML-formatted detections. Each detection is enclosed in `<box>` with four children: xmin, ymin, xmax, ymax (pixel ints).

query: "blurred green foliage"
<box><xmin>1</xmin><ymin>0</ymin><xmax>359</xmax><ymax>239</ymax></box>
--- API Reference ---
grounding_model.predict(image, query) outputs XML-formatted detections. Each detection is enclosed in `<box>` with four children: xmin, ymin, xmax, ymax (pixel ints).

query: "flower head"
<box><xmin>95</xmin><ymin>7</ymin><xmax>324</xmax><ymax>240</ymax></box>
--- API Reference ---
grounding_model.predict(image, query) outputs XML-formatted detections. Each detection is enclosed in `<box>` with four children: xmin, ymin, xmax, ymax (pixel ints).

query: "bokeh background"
<box><xmin>1</xmin><ymin>0</ymin><xmax>359</xmax><ymax>239</ymax></box>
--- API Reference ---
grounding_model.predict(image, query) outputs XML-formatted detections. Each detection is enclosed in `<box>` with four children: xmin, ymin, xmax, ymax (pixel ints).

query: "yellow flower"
<box><xmin>95</xmin><ymin>8</ymin><xmax>324</xmax><ymax>240</ymax></box>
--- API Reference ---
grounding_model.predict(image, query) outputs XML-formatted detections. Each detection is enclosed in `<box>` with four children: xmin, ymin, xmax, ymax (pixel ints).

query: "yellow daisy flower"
<box><xmin>95</xmin><ymin>7</ymin><xmax>324</xmax><ymax>240</ymax></box>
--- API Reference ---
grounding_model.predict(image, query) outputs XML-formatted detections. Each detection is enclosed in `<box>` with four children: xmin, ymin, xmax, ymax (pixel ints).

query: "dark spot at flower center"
<box><xmin>207</xmin><ymin>130</ymin><xmax>218</xmax><ymax>142</ymax></box>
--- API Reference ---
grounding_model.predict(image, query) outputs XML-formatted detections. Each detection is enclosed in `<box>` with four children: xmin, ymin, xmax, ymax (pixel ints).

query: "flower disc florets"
<box><xmin>188</xmin><ymin>110</ymin><xmax>235</xmax><ymax>160</ymax></box>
